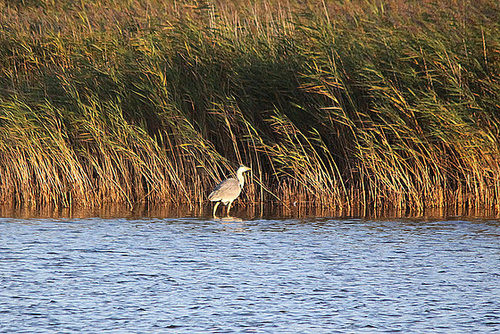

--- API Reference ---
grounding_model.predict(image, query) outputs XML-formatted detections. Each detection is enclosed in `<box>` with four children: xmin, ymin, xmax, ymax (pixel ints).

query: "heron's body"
<box><xmin>208</xmin><ymin>165</ymin><xmax>251</xmax><ymax>217</ymax></box>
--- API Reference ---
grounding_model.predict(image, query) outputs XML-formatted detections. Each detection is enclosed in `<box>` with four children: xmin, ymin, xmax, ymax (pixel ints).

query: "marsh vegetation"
<box><xmin>1</xmin><ymin>0</ymin><xmax>499</xmax><ymax>213</ymax></box>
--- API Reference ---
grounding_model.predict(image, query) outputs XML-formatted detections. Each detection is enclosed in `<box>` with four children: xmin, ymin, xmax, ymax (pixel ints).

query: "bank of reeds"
<box><xmin>0</xmin><ymin>0</ymin><xmax>499</xmax><ymax>212</ymax></box>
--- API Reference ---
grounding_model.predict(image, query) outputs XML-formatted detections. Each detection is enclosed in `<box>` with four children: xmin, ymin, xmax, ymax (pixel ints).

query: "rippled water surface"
<box><xmin>1</xmin><ymin>216</ymin><xmax>500</xmax><ymax>333</ymax></box>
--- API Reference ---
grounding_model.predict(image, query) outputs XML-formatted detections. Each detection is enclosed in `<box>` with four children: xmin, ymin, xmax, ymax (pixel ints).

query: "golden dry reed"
<box><xmin>0</xmin><ymin>0</ymin><xmax>499</xmax><ymax>213</ymax></box>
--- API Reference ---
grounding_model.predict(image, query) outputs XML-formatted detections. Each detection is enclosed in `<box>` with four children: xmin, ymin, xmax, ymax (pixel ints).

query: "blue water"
<box><xmin>1</xmin><ymin>217</ymin><xmax>500</xmax><ymax>333</ymax></box>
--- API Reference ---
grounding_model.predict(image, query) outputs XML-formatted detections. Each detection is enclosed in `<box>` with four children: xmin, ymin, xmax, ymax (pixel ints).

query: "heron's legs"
<box><xmin>227</xmin><ymin>200</ymin><xmax>234</xmax><ymax>216</ymax></box>
<box><xmin>212</xmin><ymin>202</ymin><xmax>220</xmax><ymax>217</ymax></box>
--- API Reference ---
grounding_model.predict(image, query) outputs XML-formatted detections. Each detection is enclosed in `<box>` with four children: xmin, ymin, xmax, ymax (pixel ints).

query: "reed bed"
<box><xmin>0</xmin><ymin>0</ymin><xmax>499</xmax><ymax>213</ymax></box>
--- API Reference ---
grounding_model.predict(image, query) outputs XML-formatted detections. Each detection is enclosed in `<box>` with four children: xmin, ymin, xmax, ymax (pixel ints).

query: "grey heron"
<box><xmin>208</xmin><ymin>165</ymin><xmax>251</xmax><ymax>217</ymax></box>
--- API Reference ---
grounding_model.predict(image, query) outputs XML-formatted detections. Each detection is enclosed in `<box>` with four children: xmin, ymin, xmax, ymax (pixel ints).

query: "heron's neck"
<box><xmin>237</xmin><ymin>170</ymin><xmax>245</xmax><ymax>188</ymax></box>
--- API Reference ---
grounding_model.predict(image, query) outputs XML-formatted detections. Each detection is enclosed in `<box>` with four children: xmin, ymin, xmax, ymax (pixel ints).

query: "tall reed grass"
<box><xmin>0</xmin><ymin>0</ymin><xmax>499</xmax><ymax>212</ymax></box>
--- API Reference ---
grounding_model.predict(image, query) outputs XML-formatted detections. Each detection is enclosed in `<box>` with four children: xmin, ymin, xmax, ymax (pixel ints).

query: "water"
<box><xmin>1</xmin><ymin>215</ymin><xmax>500</xmax><ymax>333</ymax></box>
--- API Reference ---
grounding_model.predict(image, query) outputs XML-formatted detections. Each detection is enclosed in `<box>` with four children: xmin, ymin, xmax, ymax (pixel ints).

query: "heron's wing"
<box><xmin>208</xmin><ymin>178</ymin><xmax>241</xmax><ymax>202</ymax></box>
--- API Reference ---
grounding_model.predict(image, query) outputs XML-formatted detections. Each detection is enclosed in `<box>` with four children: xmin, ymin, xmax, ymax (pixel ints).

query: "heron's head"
<box><xmin>238</xmin><ymin>165</ymin><xmax>251</xmax><ymax>173</ymax></box>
